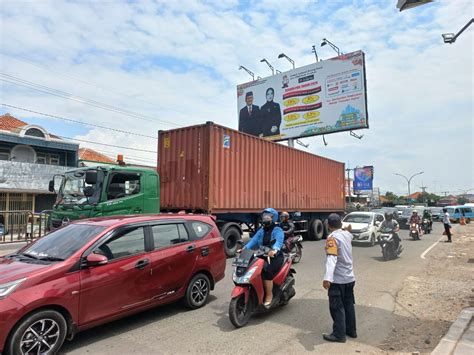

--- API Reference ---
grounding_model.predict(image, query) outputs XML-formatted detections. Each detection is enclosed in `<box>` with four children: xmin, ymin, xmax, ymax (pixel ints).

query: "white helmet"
<box><xmin>412</xmin><ymin>210</ymin><xmax>418</xmax><ymax>214</ymax></box>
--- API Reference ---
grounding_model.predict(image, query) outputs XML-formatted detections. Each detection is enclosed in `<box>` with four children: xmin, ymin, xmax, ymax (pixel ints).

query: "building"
<box><xmin>0</xmin><ymin>113</ymin><xmax>79</xmax><ymax>213</ymax></box>
<box><xmin>78</xmin><ymin>147</ymin><xmax>114</xmax><ymax>166</ymax></box>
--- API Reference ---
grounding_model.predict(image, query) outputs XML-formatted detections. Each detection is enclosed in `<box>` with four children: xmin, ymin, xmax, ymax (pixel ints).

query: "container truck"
<box><xmin>49</xmin><ymin>122</ymin><xmax>345</xmax><ymax>256</ymax></box>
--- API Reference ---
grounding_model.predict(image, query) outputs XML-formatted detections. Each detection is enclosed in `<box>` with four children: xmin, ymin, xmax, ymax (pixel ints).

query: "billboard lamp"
<box><xmin>321</xmin><ymin>38</ymin><xmax>342</xmax><ymax>56</ymax></box>
<box><xmin>238</xmin><ymin>65</ymin><xmax>255</xmax><ymax>80</ymax></box>
<box><xmin>442</xmin><ymin>19</ymin><xmax>473</xmax><ymax>44</ymax></box>
<box><xmin>311</xmin><ymin>45</ymin><xmax>320</xmax><ymax>62</ymax></box>
<box><xmin>260</xmin><ymin>58</ymin><xmax>275</xmax><ymax>75</ymax></box>
<box><xmin>350</xmin><ymin>130</ymin><xmax>364</xmax><ymax>139</ymax></box>
<box><xmin>278</xmin><ymin>53</ymin><xmax>295</xmax><ymax>69</ymax></box>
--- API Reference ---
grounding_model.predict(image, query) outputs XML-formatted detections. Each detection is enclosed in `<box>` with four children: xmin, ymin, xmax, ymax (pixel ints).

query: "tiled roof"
<box><xmin>78</xmin><ymin>148</ymin><xmax>114</xmax><ymax>163</ymax></box>
<box><xmin>0</xmin><ymin>113</ymin><xmax>28</xmax><ymax>132</ymax></box>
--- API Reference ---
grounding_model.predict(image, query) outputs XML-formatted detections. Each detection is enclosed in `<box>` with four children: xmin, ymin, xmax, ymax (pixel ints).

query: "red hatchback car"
<box><xmin>0</xmin><ymin>214</ymin><xmax>226</xmax><ymax>354</ymax></box>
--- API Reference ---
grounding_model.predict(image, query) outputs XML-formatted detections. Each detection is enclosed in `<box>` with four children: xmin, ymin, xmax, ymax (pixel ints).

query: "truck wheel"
<box><xmin>308</xmin><ymin>219</ymin><xmax>324</xmax><ymax>241</ymax></box>
<box><xmin>221</xmin><ymin>225</ymin><xmax>242</xmax><ymax>257</ymax></box>
<box><xmin>323</xmin><ymin>219</ymin><xmax>329</xmax><ymax>238</ymax></box>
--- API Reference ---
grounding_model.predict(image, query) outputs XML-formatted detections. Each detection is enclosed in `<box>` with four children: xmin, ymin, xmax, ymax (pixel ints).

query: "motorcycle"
<box><xmin>421</xmin><ymin>218</ymin><xmax>431</xmax><ymax>234</ymax></box>
<box><xmin>409</xmin><ymin>223</ymin><xmax>421</xmax><ymax>240</ymax></box>
<box><xmin>379</xmin><ymin>227</ymin><xmax>402</xmax><ymax>261</ymax></box>
<box><xmin>229</xmin><ymin>246</ymin><xmax>296</xmax><ymax>328</ymax></box>
<box><xmin>282</xmin><ymin>234</ymin><xmax>303</xmax><ymax>264</ymax></box>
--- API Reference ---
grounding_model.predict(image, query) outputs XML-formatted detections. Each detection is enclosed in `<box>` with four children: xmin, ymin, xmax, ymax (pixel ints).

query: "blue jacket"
<box><xmin>245</xmin><ymin>208</ymin><xmax>284</xmax><ymax>251</ymax></box>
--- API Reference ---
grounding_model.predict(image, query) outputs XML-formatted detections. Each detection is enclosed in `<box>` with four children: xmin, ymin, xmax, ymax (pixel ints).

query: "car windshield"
<box><xmin>57</xmin><ymin>170</ymin><xmax>100</xmax><ymax>205</ymax></box>
<box><xmin>20</xmin><ymin>224</ymin><xmax>105</xmax><ymax>260</ymax></box>
<box><xmin>402</xmin><ymin>208</ymin><xmax>424</xmax><ymax>217</ymax></box>
<box><xmin>343</xmin><ymin>214</ymin><xmax>373</xmax><ymax>223</ymax></box>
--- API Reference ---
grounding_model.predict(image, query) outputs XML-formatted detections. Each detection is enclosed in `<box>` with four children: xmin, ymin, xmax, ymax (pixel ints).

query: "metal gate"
<box><xmin>0</xmin><ymin>210</ymin><xmax>51</xmax><ymax>244</ymax></box>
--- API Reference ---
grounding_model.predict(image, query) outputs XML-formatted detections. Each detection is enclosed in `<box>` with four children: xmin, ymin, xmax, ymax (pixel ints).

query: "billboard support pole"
<box><xmin>288</xmin><ymin>139</ymin><xmax>294</xmax><ymax>148</ymax></box>
<box><xmin>346</xmin><ymin>167</ymin><xmax>352</xmax><ymax>204</ymax></box>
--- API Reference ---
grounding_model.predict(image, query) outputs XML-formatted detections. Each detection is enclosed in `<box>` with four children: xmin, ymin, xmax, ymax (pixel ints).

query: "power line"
<box><xmin>1</xmin><ymin>103</ymin><xmax>158</xmax><ymax>139</ymax></box>
<box><xmin>0</xmin><ymin>73</ymin><xmax>178</xmax><ymax>126</ymax></box>
<box><xmin>57</xmin><ymin>135</ymin><xmax>157</xmax><ymax>153</ymax></box>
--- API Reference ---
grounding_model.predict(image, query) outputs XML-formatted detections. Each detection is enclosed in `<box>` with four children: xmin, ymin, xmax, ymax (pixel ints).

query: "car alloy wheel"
<box><xmin>184</xmin><ymin>273</ymin><xmax>211</xmax><ymax>309</ymax></box>
<box><xmin>191</xmin><ymin>278</ymin><xmax>209</xmax><ymax>305</ymax></box>
<box><xmin>20</xmin><ymin>318</ymin><xmax>61</xmax><ymax>354</ymax></box>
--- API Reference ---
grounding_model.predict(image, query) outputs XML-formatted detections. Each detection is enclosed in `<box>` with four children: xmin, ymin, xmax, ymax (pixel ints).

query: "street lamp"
<box><xmin>394</xmin><ymin>171</ymin><xmax>424</xmax><ymax>202</ymax></box>
<box><xmin>260</xmin><ymin>58</ymin><xmax>275</xmax><ymax>75</ymax></box>
<box><xmin>278</xmin><ymin>53</ymin><xmax>295</xmax><ymax>69</ymax></box>
<box><xmin>442</xmin><ymin>18</ymin><xmax>473</xmax><ymax>44</ymax></box>
<box><xmin>321</xmin><ymin>38</ymin><xmax>342</xmax><ymax>56</ymax></box>
<box><xmin>238</xmin><ymin>65</ymin><xmax>255</xmax><ymax>81</ymax></box>
<box><xmin>396</xmin><ymin>0</ymin><xmax>433</xmax><ymax>12</ymax></box>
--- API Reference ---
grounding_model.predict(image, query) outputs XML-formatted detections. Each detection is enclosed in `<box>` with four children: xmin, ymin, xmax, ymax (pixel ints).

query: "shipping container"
<box><xmin>158</xmin><ymin>122</ymin><xmax>345</xmax><ymax>254</ymax></box>
<box><xmin>159</xmin><ymin>122</ymin><xmax>345</xmax><ymax>213</ymax></box>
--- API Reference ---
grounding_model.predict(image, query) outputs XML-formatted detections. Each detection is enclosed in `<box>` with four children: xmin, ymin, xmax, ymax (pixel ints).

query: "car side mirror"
<box><xmin>85</xmin><ymin>170</ymin><xmax>98</xmax><ymax>185</ymax></box>
<box><xmin>48</xmin><ymin>180</ymin><xmax>55</xmax><ymax>192</ymax></box>
<box><xmin>86</xmin><ymin>253</ymin><xmax>108</xmax><ymax>266</ymax></box>
<box><xmin>83</xmin><ymin>186</ymin><xmax>95</xmax><ymax>197</ymax></box>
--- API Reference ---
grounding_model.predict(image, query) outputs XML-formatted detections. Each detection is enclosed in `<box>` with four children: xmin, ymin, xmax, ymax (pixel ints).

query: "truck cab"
<box><xmin>49</xmin><ymin>165</ymin><xmax>159</xmax><ymax>228</ymax></box>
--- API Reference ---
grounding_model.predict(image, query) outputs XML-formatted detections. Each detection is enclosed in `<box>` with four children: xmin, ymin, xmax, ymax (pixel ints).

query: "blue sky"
<box><xmin>1</xmin><ymin>0</ymin><xmax>472</xmax><ymax>195</ymax></box>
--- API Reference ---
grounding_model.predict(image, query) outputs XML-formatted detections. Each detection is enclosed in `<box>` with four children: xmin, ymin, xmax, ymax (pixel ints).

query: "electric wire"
<box><xmin>0</xmin><ymin>73</ymin><xmax>178</xmax><ymax>126</ymax></box>
<box><xmin>1</xmin><ymin>103</ymin><xmax>158</xmax><ymax>139</ymax></box>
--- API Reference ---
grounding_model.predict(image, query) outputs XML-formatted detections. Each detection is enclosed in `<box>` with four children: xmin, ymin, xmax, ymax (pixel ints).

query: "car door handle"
<box><xmin>135</xmin><ymin>258</ymin><xmax>150</xmax><ymax>270</ymax></box>
<box><xmin>186</xmin><ymin>244</ymin><xmax>196</xmax><ymax>253</ymax></box>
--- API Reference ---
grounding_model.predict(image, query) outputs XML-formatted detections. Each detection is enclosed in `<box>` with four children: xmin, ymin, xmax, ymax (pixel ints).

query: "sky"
<box><xmin>0</xmin><ymin>0</ymin><xmax>473</xmax><ymax>196</ymax></box>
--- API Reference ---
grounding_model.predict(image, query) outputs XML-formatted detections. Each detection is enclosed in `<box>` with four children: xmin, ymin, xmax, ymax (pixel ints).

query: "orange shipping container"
<box><xmin>158</xmin><ymin>122</ymin><xmax>345</xmax><ymax>214</ymax></box>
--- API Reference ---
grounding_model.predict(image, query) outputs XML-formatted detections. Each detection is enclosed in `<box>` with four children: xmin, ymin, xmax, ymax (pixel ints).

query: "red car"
<box><xmin>0</xmin><ymin>214</ymin><xmax>226</xmax><ymax>354</ymax></box>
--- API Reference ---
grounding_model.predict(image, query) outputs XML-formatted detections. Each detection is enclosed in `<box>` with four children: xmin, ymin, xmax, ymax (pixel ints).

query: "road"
<box><xmin>53</xmin><ymin>222</ymin><xmax>446</xmax><ymax>354</ymax></box>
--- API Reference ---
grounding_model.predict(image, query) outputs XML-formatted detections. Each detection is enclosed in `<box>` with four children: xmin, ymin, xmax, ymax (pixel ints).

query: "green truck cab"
<box><xmin>49</xmin><ymin>165</ymin><xmax>159</xmax><ymax>229</ymax></box>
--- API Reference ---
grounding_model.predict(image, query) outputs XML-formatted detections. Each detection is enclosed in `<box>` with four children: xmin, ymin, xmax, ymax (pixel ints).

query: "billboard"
<box><xmin>237</xmin><ymin>50</ymin><xmax>368</xmax><ymax>141</ymax></box>
<box><xmin>353</xmin><ymin>166</ymin><xmax>374</xmax><ymax>193</ymax></box>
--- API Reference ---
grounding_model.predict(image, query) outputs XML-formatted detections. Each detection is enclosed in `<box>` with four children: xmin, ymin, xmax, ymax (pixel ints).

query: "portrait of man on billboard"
<box><xmin>260</xmin><ymin>87</ymin><xmax>282</xmax><ymax>136</ymax></box>
<box><xmin>239</xmin><ymin>91</ymin><xmax>260</xmax><ymax>136</ymax></box>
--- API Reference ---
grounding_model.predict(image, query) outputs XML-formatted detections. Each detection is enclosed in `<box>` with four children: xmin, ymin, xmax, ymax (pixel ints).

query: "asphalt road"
<box><xmin>59</xmin><ymin>223</ymin><xmax>445</xmax><ymax>354</ymax></box>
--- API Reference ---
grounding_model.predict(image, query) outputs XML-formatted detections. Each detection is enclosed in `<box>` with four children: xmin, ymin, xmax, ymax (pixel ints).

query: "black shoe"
<box><xmin>323</xmin><ymin>333</ymin><xmax>346</xmax><ymax>343</ymax></box>
<box><xmin>346</xmin><ymin>332</ymin><xmax>358</xmax><ymax>338</ymax></box>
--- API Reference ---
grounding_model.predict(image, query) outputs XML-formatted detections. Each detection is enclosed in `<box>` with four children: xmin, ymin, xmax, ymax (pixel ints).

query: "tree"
<box><xmin>458</xmin><ymin>197</ymin><xmax>468</xmax><ymax>205</ymax></box>
<box><xmin>385</xmin><ymin>191</ymin><xmax>398</xmax><ymax>201</ymax></box>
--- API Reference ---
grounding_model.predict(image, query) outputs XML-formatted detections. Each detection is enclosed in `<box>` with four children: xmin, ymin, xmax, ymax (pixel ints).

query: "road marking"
<box><xmin>420</xmin><ymin>235</ymin><xmax>445</xmax><ymax>259</ymax></box>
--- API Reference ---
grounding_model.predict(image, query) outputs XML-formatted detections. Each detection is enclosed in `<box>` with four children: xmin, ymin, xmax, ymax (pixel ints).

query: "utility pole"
<box><xmin>420</xmin><ymin>185</ymin><xmax>428</xmax><ymax>204</ymax></box>
<box><xmin>441</xmin><ymin>191</ymin><xmax>449</xmax><ymax>197</ymax></box>
<box><xmin>346</xmin><ymin>168</ymin><xmax>352</xmax><ymax>204</ymax></box>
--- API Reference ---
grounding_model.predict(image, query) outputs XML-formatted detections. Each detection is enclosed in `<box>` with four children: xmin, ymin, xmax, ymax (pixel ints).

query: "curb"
<box><xmin>0</xmin><ymin>241</ymin><xmax>27</xmax><ymax>251</ymax></box>
<box><xmin>431</xmin><ymin>307</ymin><xmax>474</xmax><ymax>355</ymax></box>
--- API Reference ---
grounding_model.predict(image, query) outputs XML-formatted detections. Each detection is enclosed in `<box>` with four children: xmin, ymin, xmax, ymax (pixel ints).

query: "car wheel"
<box><xmin>184</xmin><ymin>273</ymin><xmax>210</xmax><ymax>310</ymax></box>
<box><xmin>370</xmin><ymin>233</ymin><xmax>376</xmax><ymax>247</ymax></box>
<box><xmin>7</xmin><ymin>309</ymin><xmax>67</xmax><ymax>355</ymax></box>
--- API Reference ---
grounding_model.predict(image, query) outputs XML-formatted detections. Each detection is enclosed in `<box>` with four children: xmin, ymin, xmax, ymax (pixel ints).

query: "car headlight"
<box><xmin>0</xmin><ymin>278</ymin><xmax>26</xmax><ymax>299</ymax></box>
<box><xmin>233</xmin><ymin>266</ymin><xmax>258</xmax><ymax>284</ymax></box>
<box><xmin>360</xmin><ymin>227</ymin><xmax>369</xmax><ymax>233</ymax></box>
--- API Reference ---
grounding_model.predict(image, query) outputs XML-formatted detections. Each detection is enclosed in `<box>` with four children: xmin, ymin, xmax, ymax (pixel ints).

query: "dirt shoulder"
<box><xmin>380</xmin><ymin>223</ymin><xmax>474</xmax><ymax>354</ymax></box>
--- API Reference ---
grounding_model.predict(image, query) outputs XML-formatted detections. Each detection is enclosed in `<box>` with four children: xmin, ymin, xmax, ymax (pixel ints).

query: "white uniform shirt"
<box><xmin>323</xmin><ymin>228</ymin><xmax>356</xmax><ymax>284</ymax></box>
<box><xmin>443</xmin><ymin>212</ymin><xmax>451</xmax><ymax>225</ymax></box>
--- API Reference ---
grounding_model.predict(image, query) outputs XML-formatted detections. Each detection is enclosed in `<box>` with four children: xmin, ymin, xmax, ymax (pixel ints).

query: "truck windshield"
<box><xmin>57</xmin><ymin>170</ymin><xmax>100</xmax><ymax>205</ymax></box>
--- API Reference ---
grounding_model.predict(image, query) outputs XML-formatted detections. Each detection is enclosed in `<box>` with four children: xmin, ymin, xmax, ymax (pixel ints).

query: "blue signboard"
<box><xmin>354</xmin><ymin>166</ymin><xmax>374</xmax><ymax>192</ymax></box>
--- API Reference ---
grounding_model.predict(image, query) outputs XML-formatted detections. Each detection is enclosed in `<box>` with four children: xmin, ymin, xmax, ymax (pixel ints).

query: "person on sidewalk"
<box><xmin>322</xmin><ymin>213</ymin><xmax>357</xmax><ymax>343</ymax></box>
<box><xmin>443</xmin><ymin>208</ymin><xmax>452</xmax><ymax>242</ymax></box>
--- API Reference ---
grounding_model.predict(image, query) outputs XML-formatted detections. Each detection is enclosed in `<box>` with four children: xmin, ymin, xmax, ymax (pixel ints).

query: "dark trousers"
<box><xmin>444</xmin><ymin>223</ymin><xmax>452</xmax><ymax>241</ymax></box>
<box><xmin>328</xmin><ymin>282</ymin><xmax>356</xmax><ymax>339</ymax></box>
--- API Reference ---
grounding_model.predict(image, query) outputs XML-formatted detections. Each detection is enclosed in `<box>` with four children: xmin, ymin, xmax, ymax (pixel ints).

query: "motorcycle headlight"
<box><xmin>0</xmin><ymin>278</ymin><xmax>26</xmax><ymax>299</ymax></box>
<box><xmin>233</xmin><ymin>266</ymin><xmax>258</xmax><ymax>284</ymax></box>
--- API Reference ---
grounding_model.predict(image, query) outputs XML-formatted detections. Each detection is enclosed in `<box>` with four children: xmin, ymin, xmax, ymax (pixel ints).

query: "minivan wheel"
<box><xmin>7</xmin><ymin>309</ymin><xmax>67</xmax><ymax>355</ymax></box>
<box><xmin>184</xmin><ymin>273</ymin><xmax>210</xmax><ymax>310</ymax></box>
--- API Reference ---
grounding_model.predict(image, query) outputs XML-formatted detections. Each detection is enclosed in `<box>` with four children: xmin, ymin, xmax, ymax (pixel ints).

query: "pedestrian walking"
<box><xmin>322</xmin><ymin>213</ymin><xmax>357</xmax><ymax>343</ymax></box>
<box><xmin>442</xmin><ymin>208</ymin><xmax>452</xmax><ymax>242</ymax></box>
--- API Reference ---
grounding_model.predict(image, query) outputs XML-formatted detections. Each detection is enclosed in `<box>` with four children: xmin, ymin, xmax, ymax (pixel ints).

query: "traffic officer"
<box><xmin>322</xmin><ymin>213</ymin><xmax>357</xmax><ymax>343</ymax></box>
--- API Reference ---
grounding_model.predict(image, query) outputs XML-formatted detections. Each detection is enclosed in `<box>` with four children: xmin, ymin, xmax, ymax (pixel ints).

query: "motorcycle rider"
<box><xmin>422</xmin><ymin>209</ymin><xmax>433</xmax><ymax>230</ymax></box>
<box><xmin>280</xmin><ymin>211</ymin><xmax>295</xmax><ymax>251</ymax></box>
<box><xmin>409</xmin><ymin>210</ymin><xmax>422</xmax><ymax>235</ymax></box>
<box><xmin>240</xmin><ymin>208</ymin><xmax>284</xmax><ymax>307</ymax></box>
<box><xmin>381</xmin><ymin>212</ymin><xmax>401</xmax><ymax>251</ymax></box>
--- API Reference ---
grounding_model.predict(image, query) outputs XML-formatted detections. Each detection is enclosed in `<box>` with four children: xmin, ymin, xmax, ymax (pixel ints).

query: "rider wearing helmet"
<box><xmin>280</xmin><ymin>211</ymin><xmax>295</xmax><ymax>240</ymax></box>
<box><xmin>381</xmin><ymin>212</ymin><xmax>401</xmax><ymax>250</ymax></box>
<box><xmin>409</xmin><ymin>210</ymin><xmax>422</xmax><ymax>233</ymax></box>
<box><xmin>240</xmin><ymin>208</ymin><xmax>284</xmax><ymax>307</ymax></box>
